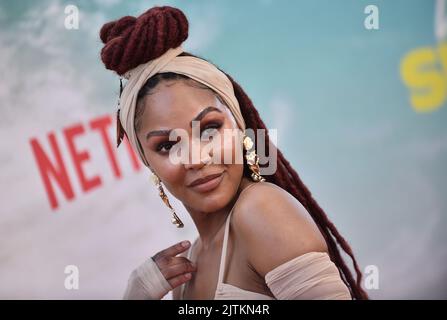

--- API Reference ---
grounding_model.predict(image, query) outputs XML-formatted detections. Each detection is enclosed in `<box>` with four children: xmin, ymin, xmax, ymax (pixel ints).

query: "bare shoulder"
<box><xmin>232</xmin><ymin>182</ymin><xmax>328</xmax><ymax>277</ymax></box>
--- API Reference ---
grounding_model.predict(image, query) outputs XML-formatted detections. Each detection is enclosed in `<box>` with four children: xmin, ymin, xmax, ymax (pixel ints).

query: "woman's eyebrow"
<box><xmin>190</xmin><ymin>106</ymin><xmax>222</xmax><ymax>127</ymax></box>
<box><xmin>146</xmin><ymin>129</ymin><xmax>172</xmax><ymax>141</ymax></box>
<box><xmin>145</xmin><ymin>106</ymin><xmax>222</xmax><ymax>140</ymax></box>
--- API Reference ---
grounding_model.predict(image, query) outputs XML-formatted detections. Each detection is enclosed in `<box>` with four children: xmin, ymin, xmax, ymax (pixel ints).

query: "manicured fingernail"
<box><xmin>185</xmin><ymin>273</ymin><xmax>192</xmax><ymax>278</ymax></box>
<box><xmin>181</xmin><ymin>241</ymin><xmax>190</xmax><ymax>247</ymax></box>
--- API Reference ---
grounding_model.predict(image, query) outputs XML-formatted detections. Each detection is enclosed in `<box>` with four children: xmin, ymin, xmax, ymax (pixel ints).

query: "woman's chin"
<box><xmin>194</xmin><ymin>198</ymin><xmax>226</xmax><ymax>213</ymax></box>
<box><xmin>183</xmin><ymin>172</ymin><xmax>241</xmax><ymax>213</ymax></box>
<box><xmin>186</xmin><ymin>191</ymin><xmax>230</xmax><ymax>213</ymax></box>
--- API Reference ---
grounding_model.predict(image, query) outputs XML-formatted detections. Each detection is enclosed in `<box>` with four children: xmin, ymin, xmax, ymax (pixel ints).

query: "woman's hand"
<box><xmin>123</xmin><ymin>240</ymin><xmax>197</xmax><ymax>300</ymax></box>
<box><xmin>152</xmin><ymin>240</ymin><xmax>197</xmax><ymax>289</ymax></box>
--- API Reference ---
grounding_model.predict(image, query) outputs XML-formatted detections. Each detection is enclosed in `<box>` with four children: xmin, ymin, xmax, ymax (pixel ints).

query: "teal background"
<box><xmin>0</xmin><ymin>0</ymin><xmax>446</xmax><ymax>299</ymax></box>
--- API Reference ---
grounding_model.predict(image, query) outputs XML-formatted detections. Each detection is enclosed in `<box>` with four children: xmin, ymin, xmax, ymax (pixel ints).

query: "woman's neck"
<box><xmin>185</xmin><ymin>177</ymin><xmax>252</xmax><ymax>250</ymax></box>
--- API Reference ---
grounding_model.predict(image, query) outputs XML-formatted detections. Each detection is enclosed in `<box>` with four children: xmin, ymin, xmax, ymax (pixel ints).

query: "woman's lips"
<box><xmin>188</xmin><ymin>172</ymin><xmax>224</xmax><ymax>193</ymax></box>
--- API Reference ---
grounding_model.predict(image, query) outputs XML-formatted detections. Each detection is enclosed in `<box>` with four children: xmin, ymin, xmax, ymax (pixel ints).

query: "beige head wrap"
<box><xmin>119</xmin><ymin>45</ymin><xmax>246</xmax><ymax>167</ymax></box>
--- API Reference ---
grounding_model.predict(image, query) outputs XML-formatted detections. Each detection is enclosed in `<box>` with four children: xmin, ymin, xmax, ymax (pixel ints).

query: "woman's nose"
<box><xmin>184</xmin><ymin>139</ymin><xmax>212</xmax><ymax>170</ymax></box>
<box><xmin>184</xmin><ymin>156</ymin><xmax>211</xmax><ymax>170</ymax></box>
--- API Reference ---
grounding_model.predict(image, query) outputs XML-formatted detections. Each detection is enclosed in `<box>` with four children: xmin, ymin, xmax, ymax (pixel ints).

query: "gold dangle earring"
<box><xmin>243</xmin><ymin>134</ymin><xmax>266</xmax><ymax>182</ymax></box>
<box><xmin>151</xmin><ymin>172</ymin><xmax>184</xmax><ymax>228</ymax></box>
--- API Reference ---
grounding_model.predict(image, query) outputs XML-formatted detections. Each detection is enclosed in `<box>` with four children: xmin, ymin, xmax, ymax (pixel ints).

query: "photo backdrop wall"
<box><xmin>0</xmin><ymin>0</ymin><xmax>446</xmax><ymax>299</ymax></box>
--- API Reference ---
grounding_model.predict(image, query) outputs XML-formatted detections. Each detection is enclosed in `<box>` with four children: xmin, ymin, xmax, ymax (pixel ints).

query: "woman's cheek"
<box><xmin>203</xmin><ymin>124</ymin><xmax>240</xmax><ymax>166</ymax></box>
<box><xmin>220</xmin><ymin>129</ymin><xmax>244</xmax><ymax>166</ymax></box>
<box><xmin>152</xmin><ymin>156</ymin><xmax>185</xmax><ymax>196</ymax></box>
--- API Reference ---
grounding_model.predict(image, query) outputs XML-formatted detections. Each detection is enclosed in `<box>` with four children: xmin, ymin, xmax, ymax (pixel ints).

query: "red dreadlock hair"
<box><xmin>100</xmin><ymin>5</ymin><xmax>369</xmax><ymax>300</ymax></box>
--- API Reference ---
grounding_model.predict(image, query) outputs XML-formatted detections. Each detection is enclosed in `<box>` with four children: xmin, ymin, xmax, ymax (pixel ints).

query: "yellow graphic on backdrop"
<box><xmin>401</xmin><ymin>42</ymin><xmax>447</xmax><ymax>113</ymax></box>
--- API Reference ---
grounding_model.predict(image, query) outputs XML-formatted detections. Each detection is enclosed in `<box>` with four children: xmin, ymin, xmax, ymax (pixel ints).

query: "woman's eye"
<box><xmin>156</xmin><ymin>141</ymin><xmax>176</xmax><ymax>153</ymax></box>
<box><xmin>201</xmin><ymin>122</ymin><xmax>222</xmax><ymax>139</ymax></box>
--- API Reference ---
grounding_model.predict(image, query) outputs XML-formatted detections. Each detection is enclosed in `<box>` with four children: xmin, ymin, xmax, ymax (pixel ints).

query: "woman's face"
<box><xmin>136</xmin><ymin>79</ymin><xmax>244</xmax><ymax>213</ymax></box>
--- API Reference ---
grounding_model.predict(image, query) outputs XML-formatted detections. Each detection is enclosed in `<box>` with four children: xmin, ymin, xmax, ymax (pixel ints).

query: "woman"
<box><xmin>99</xmin><ymin>6</ymin><xmax>368</xmax><ymax>300</ymax></box>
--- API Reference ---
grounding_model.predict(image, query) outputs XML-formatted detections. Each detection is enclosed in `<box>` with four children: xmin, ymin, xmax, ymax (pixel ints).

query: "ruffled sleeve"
<box><xmin>264</xmin><ymin>252</ymin><xmax>352</xmax><ymax>300</ymax></box>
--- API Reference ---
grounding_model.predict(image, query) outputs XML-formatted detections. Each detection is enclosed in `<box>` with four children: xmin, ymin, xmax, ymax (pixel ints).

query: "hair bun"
<box><xmin>100</xmin><ymin>6</ymin><xmax>189</xmax><ymax>75</ymax></box>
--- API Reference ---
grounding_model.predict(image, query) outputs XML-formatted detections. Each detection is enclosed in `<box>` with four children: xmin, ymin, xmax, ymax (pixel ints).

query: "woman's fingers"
<box><xmin>163</xmin><ymin>260</ymin><xmax>197</xmax><ymax>280</ymax></box>
<box><xmin>153</xmin><ymin>240</ymin><xmax>190</xmax><ymax>262</ymax></box>
<box><xmin>169</xmin><ymin>256</ymin><xmax>194</xmax><ymax>266</ymax></box>
<box><xmin>168</xmin><ymin>272</ymin><xmax>193</xmax><ymax>289</ymax></box>
<box><xmin>150</xmin><ymin>240</ymin><xmax>197</xmax><ymax>291</ymax></box>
